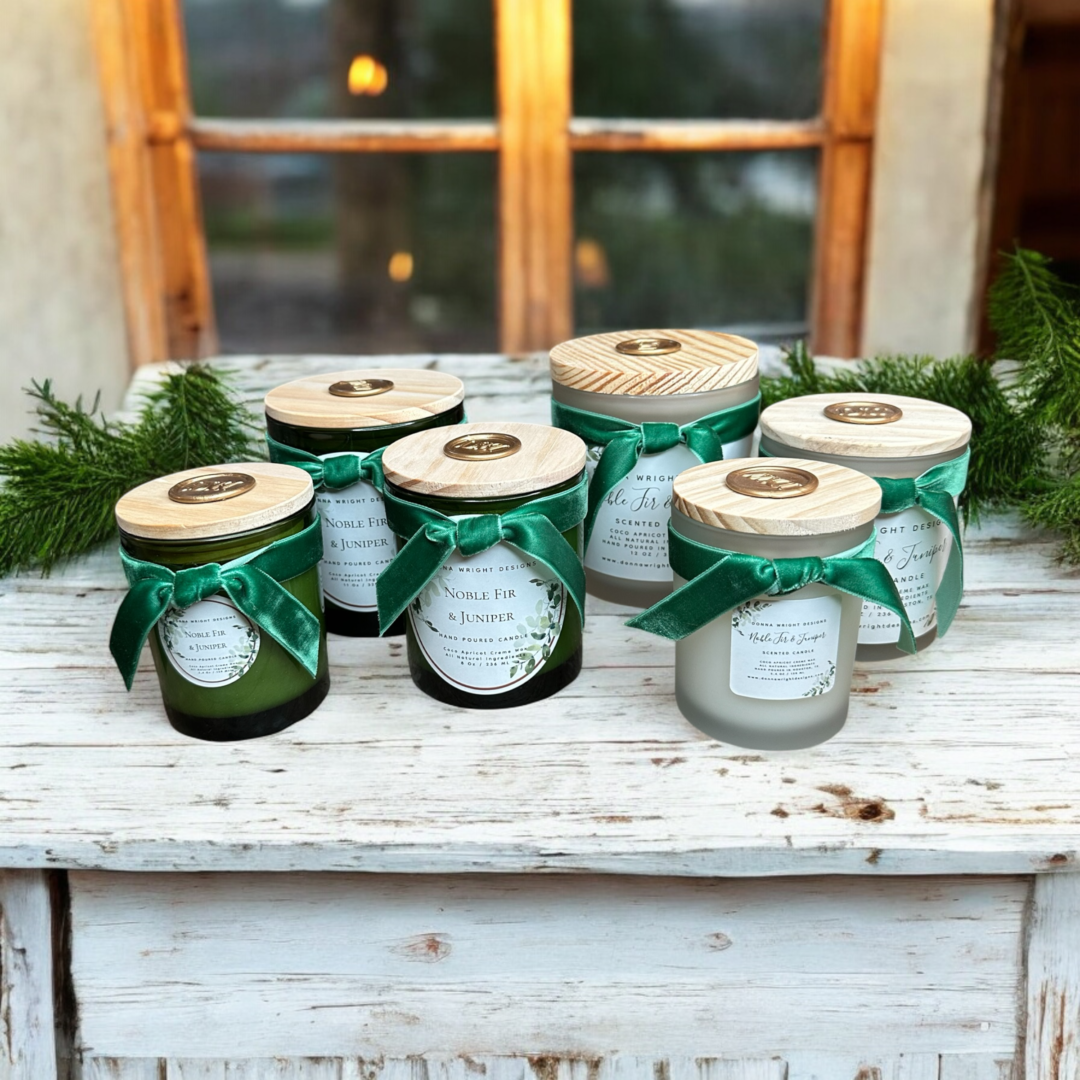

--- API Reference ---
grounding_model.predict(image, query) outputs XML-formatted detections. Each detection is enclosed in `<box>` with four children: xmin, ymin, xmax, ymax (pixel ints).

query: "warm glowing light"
<box><xmin>348</xmin><ymin>54</ymin><xmax>388</xmax><ymax>96</ymax></box>
<box><xmin>388</xmin><ymin>251</ymin><xmax>414</xmax><ymax>282</ymax></box>
<box><xmin>574</xmin><ymin>237</ymin><xmax>610</xmax><ymax>288</ymax></box>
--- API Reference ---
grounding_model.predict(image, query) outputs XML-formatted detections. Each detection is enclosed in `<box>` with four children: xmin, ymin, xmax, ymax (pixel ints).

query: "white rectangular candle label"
<box><xmin>316</xmin><ymin>451</ymin><xmax>396</xmax><ymax>612</ymax></box>
<box><xmin>585</xmin><ymin>433</ymin><xmax>753</xmax><ymax>582</ymax></box>
<box><xmin>859</xmin><ymin>506</ymin><xmax>951</xmax><ymax>644</ymax></box>
<box><xmin>729</xmin><ymin>594</ymin><xmax>842</xmax><ymax>700</ymax></box>
<box><xmin>409</xmin><ymin>535</ymin><xmax>567</xmax><ymax>695</ymax></box>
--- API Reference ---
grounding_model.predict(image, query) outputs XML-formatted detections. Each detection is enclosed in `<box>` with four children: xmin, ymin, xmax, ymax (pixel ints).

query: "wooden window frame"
<box><xmin>91</xmin><ymin>0</ymin><xmax>883</xmax><ymax>364</ymax></box>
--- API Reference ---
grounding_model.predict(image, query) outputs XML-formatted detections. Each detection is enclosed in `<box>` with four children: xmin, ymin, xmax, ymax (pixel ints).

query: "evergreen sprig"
<box><xmin>0</xmin><ymin>365</ymin><xmax>257</xmax><ymax>577</ymax></box>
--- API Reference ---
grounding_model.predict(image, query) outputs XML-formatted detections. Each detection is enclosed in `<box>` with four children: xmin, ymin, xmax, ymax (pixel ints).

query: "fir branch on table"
<box><xmin>0</xmin><ymin>364</ymin><xmax>259</xmax><ymax>578</ymax></box>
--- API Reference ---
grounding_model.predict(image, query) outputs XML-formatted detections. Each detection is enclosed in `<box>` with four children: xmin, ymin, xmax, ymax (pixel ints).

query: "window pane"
<box><xmin>183</xmin><ymin>0</ymin><xmax>495</xmax><ymax>119</ymax></box>
<box><xmin>573</xmin><ymin>151</ymin><xmax>817</xmax><ymax>339</ymax></box>
<box><xmin>201</xmin><ymin>153</ymin><xmax>497</xmax><ymax>353</ymax></box>
<box><xmin>573</xmin><ymin>0</ymin><xmax>826</xmax><ymax>120</ymax></box>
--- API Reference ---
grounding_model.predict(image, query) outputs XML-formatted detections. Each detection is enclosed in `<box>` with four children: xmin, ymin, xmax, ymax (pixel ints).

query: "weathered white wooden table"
<box><xmin>1</xmin><ymin>355</ymin><xmax>1078</xmax><ymax>1080</ymax></box>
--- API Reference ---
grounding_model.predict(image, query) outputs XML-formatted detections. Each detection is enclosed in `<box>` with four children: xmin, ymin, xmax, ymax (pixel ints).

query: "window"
<box><xmin>91</xmin><ymin>0</ymin><xmax>882</xmax><ymax>363</ymax></box>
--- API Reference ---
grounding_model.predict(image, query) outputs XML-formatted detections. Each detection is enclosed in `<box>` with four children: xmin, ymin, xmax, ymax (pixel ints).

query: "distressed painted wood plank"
<box><xmin>1024</xmin><ymin>874</ymin><xmax>1080</xmax><ymax>1080</ymax></box>
<box><xmin>83</xmin><ymin>1061</ymin><xmax>162</xmax><ymax>1080</ymax></box>
<box><xmin>937</xmin><ymin>1055</ymin><xmax>1016</xmax><ymax>1079</ymax></box>
<box><xmin>0</xmin><ymin>871</ymin><xmax>57</xmax><ymax>1080</ymax></box>
<box><xmin>784</xmin><ymin>1055</ymin><xmax>940</xmax><ymax>1080</ymax></box>
<box><xmin>69</xmin><ymin>873</ymin><xmax>1022</xmax><ymax>1059</ymax></box>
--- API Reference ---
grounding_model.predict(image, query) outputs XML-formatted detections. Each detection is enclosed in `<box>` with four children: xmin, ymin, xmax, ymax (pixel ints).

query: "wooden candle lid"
<box><xmin>116</xmin><ymin>463</ymin><xmax>314</xmax><ymax>541</ymax></box>
<box><xmin>673</xmin><ymin>457</ymin><xmax>882</xmax><ymax>537</ymax></box>
<box><xmin>760</xmin><ymin>392</ymin><xmax>971</xmax><ymax>459</ymax></box>
<box><xmin>264</xmin><ymin>368</ymin><xmax>465</xmax><ymax>429</ymax></box>
<box><xmin>549</xmin><ymin>329</ymin><xmax>758</xmax><ymax>396</ymax></box>
<box><xmin>382</xmin><ymin>422</ymin><xmax>586</xmax><ymax>500</ymax></box>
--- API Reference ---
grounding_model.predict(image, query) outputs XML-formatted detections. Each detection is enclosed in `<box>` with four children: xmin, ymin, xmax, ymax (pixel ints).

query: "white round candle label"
<box><xmin>316</xmin><ymin>451</ymin><xmax>396</xmax><ymax>612</ymax></box>
<box><xmin>585</xmin><ymin>432</ymin><xmax>754</xmax><ymax>583</ymax></box>
<box><xmin>408</xmin><ymin>531</ymin><xmax>567</xmax><ymax>695</ymax></box>
<box><xmin>158</xmin><ymin>597</ymin><xmax>260</xmax><ymax>687</ymax></box>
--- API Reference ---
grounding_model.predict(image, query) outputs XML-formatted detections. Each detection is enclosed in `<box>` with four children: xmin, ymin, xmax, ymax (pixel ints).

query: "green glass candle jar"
<box><xmin>550</xmin><ymin>329</ymin><xmax>761</xmax><ymax>608</ymax></box>
<box><xmin>759</xmin><ymin>393</ymin><xmax>971</xmax><ymax>660</ymax></box>
<box><xmin>111</xmin><ymin>463</ymin><xmax>329</xmax><ymax>742</ymax></box>
<box><xmin>265</xmin><ymin>368</ymin><xmax>466</xmax><ymax>637</ymax></box>
<box><xmin>378</xmin><ymin>422</ymin><xmax>588</xmax><ymax>709</ymax></box>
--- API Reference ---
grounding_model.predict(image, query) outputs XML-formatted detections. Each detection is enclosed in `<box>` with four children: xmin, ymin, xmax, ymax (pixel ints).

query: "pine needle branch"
<box><xmin>0</xmin><ymin>365</ymin><xmax>259</xmax><ymax>578</ymax></box>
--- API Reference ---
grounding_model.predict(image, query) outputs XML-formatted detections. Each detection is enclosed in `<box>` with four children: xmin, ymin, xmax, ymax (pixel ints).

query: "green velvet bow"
<box><xmin>109</xmin><ymin>516</ymin><xmax>324</xmax><ymax>690</ymax></box>
<box><xmin>376</xmin><ymin>476</ymin><xmax>588</xmax><ymax>634</ymax></box>
<box><xmin>266</xmin><ymin>435</ymin><xmax>386</xmax><ymax>493</ymax></box>
<box><xmin>550</xmin><ymin>394</ymin><xmax>761</xmax><ymax>545</ymax></box>
<box><xmin>761</xmin><ymin>445</ymin><xmax>969</xmax><ymax>637</ymax></box>
<box><xmin>627</xmin><ymin>527</ymin><xmax>916</xmax><ymax>651</ymax></box>
<box><xmin>873</xmin><ymin>448</ymin><xmax>969</xmax><ymax>636</ymax></box>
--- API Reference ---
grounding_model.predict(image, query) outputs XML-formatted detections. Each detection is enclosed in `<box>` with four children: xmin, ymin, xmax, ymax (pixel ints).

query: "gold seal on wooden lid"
<box><xmin>761</xmin><ymin>393</ymin><xmax>971</xmax><ymax>459</ymax></box>
<box><xmin>550</xmin><ymin>329</ymin><xmax>758</xmax><ymax>396</ymax></box>
<box><xmin>673</xmin><ymin>457</ymin><xmax>881</xmax><ymax>537</ymax></box>
<box><xmin>382</xmin><ymin>422</ymin><xmax>586</xmax><ymax>500</ymax></box>
<box><xmin>265</xmin><ymin>368</ymin><xmax>464</xmax><ymax>429</ymax></box>
<box><xmin>116</xmin><ymin>463</ymin><xmax>314</xmax><ymax>541</ymax></box>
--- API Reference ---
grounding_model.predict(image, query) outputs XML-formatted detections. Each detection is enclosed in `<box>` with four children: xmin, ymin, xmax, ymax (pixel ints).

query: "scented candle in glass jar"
<box><xmin>378</xmin><ymin>422</ymin><xmax>588</xmax><ymax>709</ymax></box>
<box><xmin>628</xmin><ymin>458</ymin><xmax>913</xmax><ymax>750</ymax></box>
<box><xmin>111</xmin><ymin>463</ymin><xmax>329</xmax><ymax>742</ymax></box>
<box><xmin>549</xmin><ymin>329</ymin><xmax>760</xmax><ymax>608</ymax></box>
<box><xmin>265</xmin><ymin>368</ymin><xmax>465</xmax><ymax>637</ymax></box>
<box><xmin>759</xmin><ymin>393</ymin><xmax>971</xmax><ymax>659</ymax></box>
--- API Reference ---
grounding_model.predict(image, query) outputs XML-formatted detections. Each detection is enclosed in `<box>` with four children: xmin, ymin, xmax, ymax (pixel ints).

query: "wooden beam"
<box><xmin>189</xmin><ymin>118</ymin><xmax>501</xmax><ymax>154</ymax></box>
<box><xmin>570</xmin><ymin>118</ymin><xmax>827</xmax><ymax>152</ymax></box>
<box><xmin>496</xmin><ymin>0</ymin><xmax>573</xmax><ymax>354</ymax></box>
<box><xmin>810</xmin><ymin>0</ymin><xmax>885</xmax><ymax>358</ymax></box>
<box><xmin>1025</xmin><ymin>874</ymin><xmax>1080</xmax><ymax>1080</ymax></box>
<box><xmin>90</xmin><ymin>0</ymin><xmax>216</xmax><ymax>364</ymax></box>
<box><xmin>0</xmin><ymin>871</ymin><xmax>58</xmax><ymax>1080</ymax></box>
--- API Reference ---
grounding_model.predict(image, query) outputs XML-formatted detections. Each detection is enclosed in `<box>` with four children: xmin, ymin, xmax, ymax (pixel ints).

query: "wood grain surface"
<box><xmin>760</xmin><ymin>393</ymin><xmax>972</xmax><ymax>458</ymax></box>
<box><xmin>264</xmin><ymin>368</ymin><xmax>465</xmax><ymax>429</ymax></box>
<box><xmin>114</xmin><ymin>461</ymin><xmax>313</xmax><ymax>541</ymax></box>
<box><xmin>673</xmin><ymin>458</ymin><xmax>882</xmax><ymax>536</ymax></box>
<box><xmin>0</xmin><ymin>354</ymin><xmax>1076</xmax><ymax>878</ymax></box>
<box><xmin>550</xmin><ymin>330</ymin><xmax>758</xmax><ymax>396</ymax></box>
<box><xmin>381</xmin><ymin>421</ymin><xmax>585</xmax><ymax>499</ymax></box>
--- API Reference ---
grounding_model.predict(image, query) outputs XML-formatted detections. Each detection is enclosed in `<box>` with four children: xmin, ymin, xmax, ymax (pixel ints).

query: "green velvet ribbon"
<box><xmin>626</xmin><ymin>527</ymin><xmax>916</xmax><ymax>651</ymax></box>
<box><xmin>761</xmin><ymin>445</ymin><xmax>969</xmax><ymax>637</ymax></box>
<box><xmin>550</xmin><ymin>393</ymin><xmax>761</xmax><ymax>545</ymax></box>
<box><xmin>266</xmin><ymin>435</ymin><xmax>386</xmax><ymax>493</ymax></box>
<box><xmin>109</xmin><ymin>516</ymin><xmax>325</xmax><ymax>690</ymax></box>
<box><xmin>376</xmin><ymin>475</ymin><xmax>588</xmax><ymax>635</ymax></box>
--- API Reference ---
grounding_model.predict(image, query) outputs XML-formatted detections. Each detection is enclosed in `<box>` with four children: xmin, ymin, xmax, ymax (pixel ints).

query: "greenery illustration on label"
<box><xmin>158</xmin><ymin>597</ymin><xmax>260</xmax><ymax>687</ymax></box>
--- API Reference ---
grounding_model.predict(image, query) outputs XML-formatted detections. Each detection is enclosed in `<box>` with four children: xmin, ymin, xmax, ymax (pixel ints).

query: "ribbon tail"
<box><xmin>826</xmin><ymin>558</ymin><xmax>917</xmax><ymax>654</ymax></box>
<box><xmin>582</xmin><ymin>432</ymin><xmax>642</xmax><ymax>547</ymax></box>
<box><xmin>626</xmin><ymin>559</ymin><xmax>768</xmax><ymax>640</ymax></box>
<box><xmin>109</xmin><ymin>579</ymin><xmax>173</xmax><ymax>690</ymax></box>
<box><xmin>919</xmin><ymin>490</ymin><xmax>964</xmax><ymax>637</ymax></box>
<box><xmin>376</xmin><ymin>525</ymin><xmax>456</xmax><ymax>635</ymax></box>
<box><xmin>502</xmin><ymin>517</ymin><xmax>587</xmax><ymax>624</ymax></box>
<box><xmin>223</xmin><ymin>569</ymin><xmax>323</xmax><ymax>678</ymax></box>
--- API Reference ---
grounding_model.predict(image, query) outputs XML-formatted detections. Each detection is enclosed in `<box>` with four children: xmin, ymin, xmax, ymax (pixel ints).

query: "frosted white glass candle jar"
<box><xmin>667</xmin><ymin>458</ymin><xmax>885</xmax><ymax>750</ymax></box>
<box><xmin>265</xmin><ymin>368</ymin><xmax>465</xmax><ymax>637</ymax></box>
<box><xmin>550</xmin><ymin>329</ymin><xmax>760</xmax><ymax>608</ymax></box>
<box><xmin>760</xmin><ymin>393</ymin><xmax>971</xmax><ymax>660</ymax></box>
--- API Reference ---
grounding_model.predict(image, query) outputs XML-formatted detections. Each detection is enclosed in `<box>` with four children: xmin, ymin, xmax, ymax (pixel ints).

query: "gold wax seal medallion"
<box><xmin>328</xmin><ymin>378</ymin><xmax>395</xmax><ymax>398</ymax></box>
<box><xmin>726</xmin><ymin>466</ymin><xmax>819</xmax><ymax>499</ymax></box>
<box><xmin>824</xmin><ymin>400</ymin><xmax>903</xmax><ymax>425</ymax></box>
<box><xmin>168</xmin><ymin>472</ymin><xmax>257</xmax><ymax>504</ymax></box>
<box><xmin>443</xmin><ymin>433</ymin><xmax>523</xmax><ymax>461</ymax></box>
<box><xmin>615</xmin><ymin>336</ymin><xmax>682</xmax><ymax>356</ymax></box>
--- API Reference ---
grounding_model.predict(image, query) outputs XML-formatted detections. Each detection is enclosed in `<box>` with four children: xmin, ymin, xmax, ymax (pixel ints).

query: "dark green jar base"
<box><xmin>407</xmin><ymin>641</ymin><xmax>583</xmax><ymax>709</ymax></box>
<box><xmin>165</xmin><ymin>670</ymin><xmax>331</xmax><ymax>742</ymax></box>
<box><xmin>325</xmin><ymin>604</ymin><xmax>404</xmax><ymax>638</ymax></box>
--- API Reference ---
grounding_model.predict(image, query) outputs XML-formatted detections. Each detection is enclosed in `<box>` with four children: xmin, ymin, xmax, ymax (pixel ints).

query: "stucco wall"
<box><xmin>0</xmin><ymin>0</ymin><xmax>130</xmax><ymax>442</ymax></box>
<box><xmin>862</xmin><ymin>0</ymin><xmax>998</xmax><ymax>359</ymax></box>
